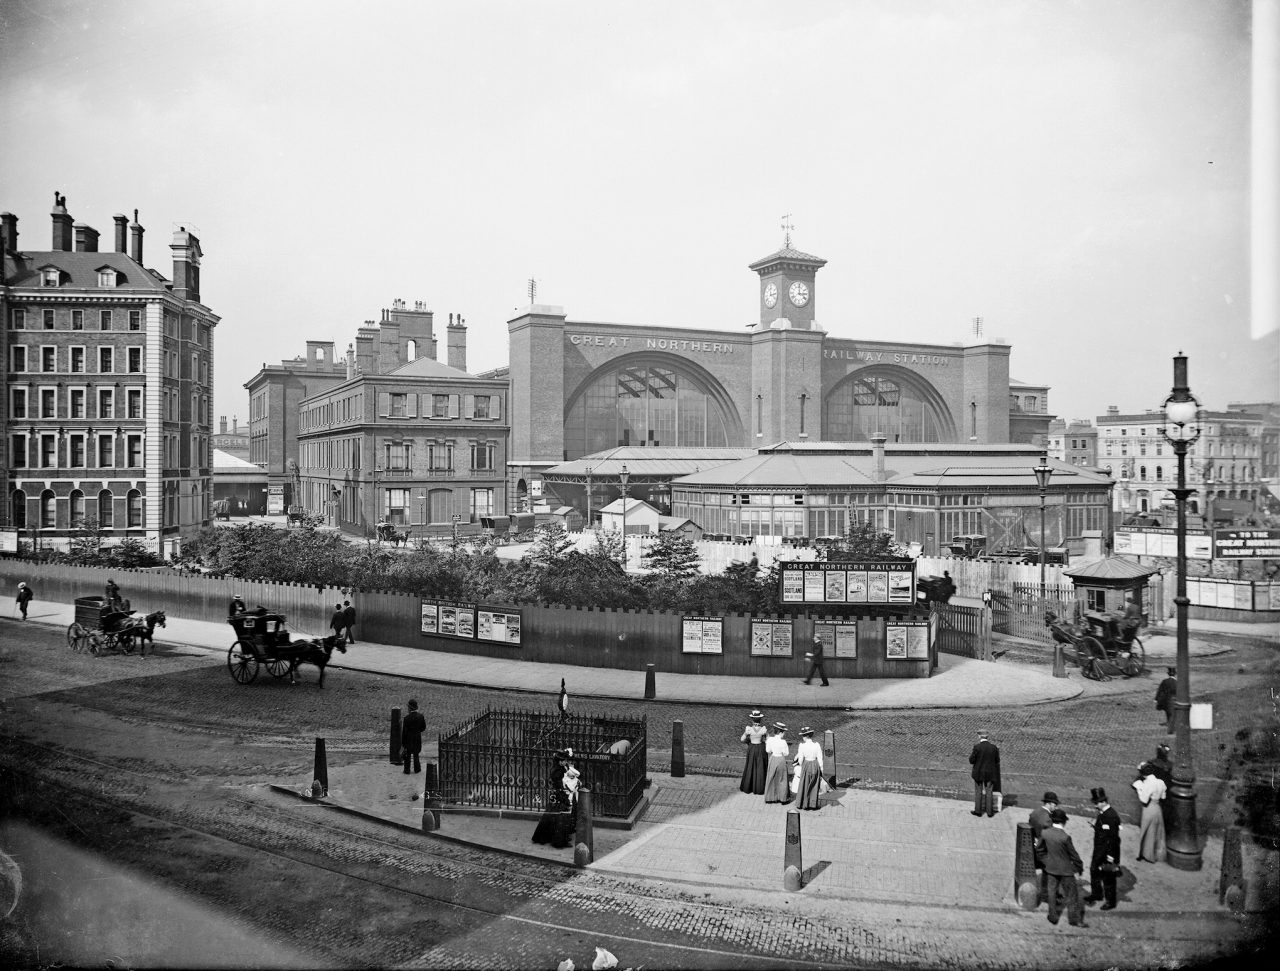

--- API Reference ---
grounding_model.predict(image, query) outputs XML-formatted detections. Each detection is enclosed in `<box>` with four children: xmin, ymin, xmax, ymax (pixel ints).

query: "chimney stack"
<box><xmin>51</xmin><ymin>191</ymin><xmax>73</xmax><ymax>251</ymax></box>
<box><xmin>447</xmin><ymin>313</ymin><xmax>467</xmax><ymax>372</ymax></box>
<box><xmin>870</xmin><ymin>433</ymin><xmax>888</xmax><ymax>482</ymax></box>
<box><xmin>345</xmin><ymin>344</ymin><xmax>356</xmax><ymax>380</ymax></box>
<box><xmin>0</xmin><ymin>212</ymin><xmax>16</xmax><ymax>254</ymax></box>
<box><xmin>129</xmin><ymin>209</ymin><xmax>145</xmax><ymax>264</ymax></box>
<box><xmin>74</xmin><ymin>223</ymin><xmax>100</xmax><ymax>252</ymax></box>
<box><xmin>220</xmin><ymin>416</ymin><xmax>228</xmax><ymax>434</ymax></box>
<box><xmin>1107</xmin><ymin>405</ymin><xmax>1119</xmax><ymax>416</ymax></box>
<box><xmin>170</xmin><ymin>226</ymin><xmax>202</xmax><ymax>302</ymax></box>
<box><xmin>113</xmin><ymin>214</ymin><xmax>129</xmax><ymax>252</ymax></box>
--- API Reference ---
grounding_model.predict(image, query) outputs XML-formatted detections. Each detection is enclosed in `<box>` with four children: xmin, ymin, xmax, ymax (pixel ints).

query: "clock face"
<box><xmin>788</xmin><ymin>281</ymin><xmax>810</xmax><ymax>307</ymax></box>
<box><xmin>763</xmin><ymin>283</ymin><xmax>778</xmax><ymax>308</ymax></box>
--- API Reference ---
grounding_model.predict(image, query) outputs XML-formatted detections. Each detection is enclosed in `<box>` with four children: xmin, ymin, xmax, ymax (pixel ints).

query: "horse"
<box><xmin>119</xmin><ymin>610</ymin><xmax>167</xmax><ymax>657</ymax></box>
<box><xmin>283</xmin><ymin>634</ymin><xmax>347</xmax><ymax>687</ymax></box>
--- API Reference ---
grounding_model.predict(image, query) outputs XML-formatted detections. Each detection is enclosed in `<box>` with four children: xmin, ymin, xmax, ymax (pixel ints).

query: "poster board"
<box><xmin>815</xmin><ymin>621</ymin><xmax>858</xmax><ymax>659</ymax></box>
<box><xmin>885</xmin><ymin>620</ymin><xmax>930</xmax><ymax>660</ymax></box>
<box><xmin>682</xmin><ymin>616</ymin><xmax>723</xmax><ymax>654</ymax></box>
<box><xmin>750</xmin><ymin>621</ymin><xmax>793</xmax><ymax>657</ymax></box>
<box><xmin>0</xmin><ymin>528</ymin><xmax>18</xmax><ymax>553</ymax></box>
<box><xmin>476</xmin><ymin>607</ymin><xmax>522</xmax><ymax>645</ymax></box>
<box><xmin>779</xmin><ymin>561</ymin><xmax>916</xmax><ymax>605</ymax></box>
<box><xmin>420</xmin><ymin>599</ymin><xmax>478</xmax><ymax>640</ymax></box>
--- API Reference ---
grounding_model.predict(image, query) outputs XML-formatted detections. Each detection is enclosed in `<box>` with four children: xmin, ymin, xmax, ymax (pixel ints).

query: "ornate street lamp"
<box><xmin>1159</xmin><ymin>352</ymin><xmax>1203</xmax><ymax>871</ymax></box>
<box><xmin>619</xmin><ymin>463</ymin><xmax>630</xmax><ymax>570</ymax></box>
<box><xmin>584</xmin><ymin>465</ymin><xmax>594</xmax><ymax>528</ymax></box>
<box><xmin>1033</xmin><ymin>455</ymin><xmax>1053</xmax><ymax>596</ymax></box>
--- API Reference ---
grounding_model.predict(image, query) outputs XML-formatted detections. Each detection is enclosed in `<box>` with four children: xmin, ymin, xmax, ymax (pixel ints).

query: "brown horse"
<box><xmin>284</xmin><ymin>634</ymin><xmax>347</xmax><ymax>687</ymax></box>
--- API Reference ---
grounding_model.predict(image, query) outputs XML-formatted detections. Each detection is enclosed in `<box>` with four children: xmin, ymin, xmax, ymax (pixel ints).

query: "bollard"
<box><xmin>422</xmin><ymin>791</ymin><xmax>442</xmax><ymax>832</ymax></box>
<box><xmin>423</xmin><ymin>762</ymin><xmax>439</xmax><ymax>793</ymax></box>
<box><xmin>390</xmin><ymin>706</ymin><xmax>402</xmax><ymax>765</ymax></box>
<box><xmin>783</xmin><ymin>809</ymin><xmax>803</xmax><ymax>891</ymax></box>
<box><xmin>1014</xmin><ymin>822</ymin><xmax>1039</xmax><ymax>910</ymax></box>
<box><xmin>670</xmin><ymin>720</ymin><xmax>685</xmax><ymax>778</ymax></box>
<box><xmin>822</xmin><ymin>729</ymin><xmax>837</xmax><ymax>789</ymax></box>
<box><xmin>573</xmin><ymin>790</ymin><xmax>594</xmax><ymax>867</ymax></box>
<box><xmin>1052</xmin><ymin>643</ymin><xmax>1067</xmax><ymax>678</ymax></box>
<box><xmin>644</xmin><ymin>664</ymin><xmax>656</xmax><ymax>700</ymax></box>
<box><xmin>313</xmin><ymin>737</ymin><xmax>329</xmax><ymax>796</ymax></box>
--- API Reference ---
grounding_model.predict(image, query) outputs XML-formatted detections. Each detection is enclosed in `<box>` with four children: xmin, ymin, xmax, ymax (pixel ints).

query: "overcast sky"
<box><xmin>2</xmin><ymin>0</ymin><xmax>1273</xmax><ymax>427</ymax></box>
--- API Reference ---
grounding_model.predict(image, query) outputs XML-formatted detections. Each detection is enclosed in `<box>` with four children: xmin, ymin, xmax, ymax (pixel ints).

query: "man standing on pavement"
<box><xmin>802</xmin><ymin>635</ymin><xmax>829</xmax><ymax>686</ymax></box>
<box><xmin>15</xmin><ymin>581</ymin><xmax>33</xmax><ymax>620</ymax></box>
<box><xmin>1029</xmin><ymin>791</ymin><xmax>1059</xmax><ymax>900</ymax></box>
<box><xmin>1086</xmin><ymin>786</ymin><xmax>1122</xmax><ymax>910</ymax></box>
<box><xmin>330</xmin><ymin>603</ymin><xmax>346</xmax><ymax>641</ymax></box>
<box><xmin>968</xmin><ymin>730</ymin><xmax>1001</xmax><ymax>817</ymax></box>
<box><xmin>400</xmin><ymin>699</ymin><xmax>425</xmax><ymax>774</ymax></box>
<box><xmin>342</xmin><ymin>600</ymin><xmax>357</xmax><ymax>644</ymax></box>
<box><xmin>1155</xmin><ymin>667</ymin><xmax>1177</xmax><ymax>733</ymax></box>
<box><xmin>1037</xmin><ymin>808</ymin><xmax>1088</xmax><ymax>927</ymax></box>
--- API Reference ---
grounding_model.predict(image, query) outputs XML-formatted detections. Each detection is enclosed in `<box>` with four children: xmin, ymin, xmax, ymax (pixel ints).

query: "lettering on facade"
<box><xmin>567</xmin><ymin>333</ymin><xmax>734</xmax><ymax>354</ymax></box>
<box><xmin>823</xmin><ymin>349</ymin><xmax>950</xmax><ymax>366</ymax></box>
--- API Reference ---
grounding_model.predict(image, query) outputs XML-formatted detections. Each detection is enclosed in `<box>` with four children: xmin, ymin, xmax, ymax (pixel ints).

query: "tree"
<box><xmin>643</xmin><ymin>530</ymin><xmax>700</xmax><ymax>580</ymax></box>
<box><xmin>583</xmin><ymin>527</ymin><xmax>624</xmax><ymax>566</ymax></box>
<box><xmin>822</xmin><ymin>520</ymin><xmax>909</xmax><ymax>562</ymax></box>
<box><xmin>524</xmin><ymin>522</ymin><xmax>575</xmax><ymax>569</ymax></box>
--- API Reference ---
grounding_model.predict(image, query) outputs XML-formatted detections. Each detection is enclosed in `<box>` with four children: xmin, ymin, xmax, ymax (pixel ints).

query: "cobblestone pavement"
<box><xmin>1</xmin><ymin>618</ymin><xmax>1277</xmax><ymax>968</ymax></box>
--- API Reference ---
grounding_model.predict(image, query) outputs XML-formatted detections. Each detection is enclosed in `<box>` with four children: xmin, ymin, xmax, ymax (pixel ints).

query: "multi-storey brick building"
<box><xmin>1047</xmin><ymin>418</ymin><xmax>1098</xmax><ymax>467</ymax></box>
<box><xmin>2</xmin><ymin>193</ymin><xmax>217</xmax><ymax>556</ymax></box>
<box><xmin>1097</xmin><ymin>404</ymin><xmax>1265</xmax><ymax>523</ymax></box>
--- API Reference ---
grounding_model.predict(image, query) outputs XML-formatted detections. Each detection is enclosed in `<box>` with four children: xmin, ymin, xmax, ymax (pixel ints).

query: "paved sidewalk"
<box><xmin>18</xmin><ymin>598</ymin><xmax>1239</xmax><ymax>710</ymax></box>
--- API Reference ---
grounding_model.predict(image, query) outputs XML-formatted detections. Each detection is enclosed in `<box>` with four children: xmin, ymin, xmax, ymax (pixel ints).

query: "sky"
<box><xmin>1</xmin><ymin>0</ymin><xmax>1274</xmax><ymax>427</ymax></box>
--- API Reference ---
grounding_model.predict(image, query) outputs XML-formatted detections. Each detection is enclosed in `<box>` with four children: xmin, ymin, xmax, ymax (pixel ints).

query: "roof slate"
<box><xmin>388</xmin><ymin>356</ymin><xmax>474</xmax><ymax>380</ymax></box>
<box><xmin>4</xmin><ymin>250</ymin><xmax>168</xmax><ymax>291</ymax></box>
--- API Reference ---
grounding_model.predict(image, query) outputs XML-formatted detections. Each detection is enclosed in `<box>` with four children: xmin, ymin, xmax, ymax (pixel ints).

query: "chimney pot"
<box><xmin>870</xmin><ymin>433</ymin><xmax>888</xmax><ymax>482</ymax></box>
<box><xmin>74</xmin><ymin>222</ymin><xmax>100</xmax><ymax>252</ymax></box>
<box><xmin>0</xmin><ymin>212</ymin><xmax>17</xmax><ymax>254</ymax></box>
<box><xmin>113</xmin><ymin>214</ymin><xmax>128</xmax><ymax>252</ymax></box>
<box><xmin>51</xmin><ymin>196</ymin><xmax>74</xmax><ymax>251</ymax></box>
<box><xmin>129</xmin><ymin>211</ymin><xmax>145</xmax><ymax>264</ymax></box>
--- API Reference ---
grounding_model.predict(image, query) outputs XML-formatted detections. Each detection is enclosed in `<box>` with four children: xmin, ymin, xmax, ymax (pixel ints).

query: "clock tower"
<box><xmin>748</xmin><ymin>243</ymin><xmax>827</xmax><ymax>331</ymax></box>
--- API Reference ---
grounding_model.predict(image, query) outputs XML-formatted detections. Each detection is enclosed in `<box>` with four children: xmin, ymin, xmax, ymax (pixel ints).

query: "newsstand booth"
<box><xmin>1062</xmin><ymin>556</ymin><xmax>1157</xmax><ymax>617</ymax></box>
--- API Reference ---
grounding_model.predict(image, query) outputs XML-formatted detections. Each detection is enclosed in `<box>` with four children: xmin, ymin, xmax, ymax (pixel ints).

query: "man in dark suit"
<box><xmin>400</xmin><ymin>699</ymin><xmax>426</xmax><ymax>774</ymax></box>
<box><xmin>1028</xmin><ymin>790</ymin><xmax>1059</xmax><ymax>900</ymax></box>
<box><xmin>1155</xmin><ymin>667</ymin><xmax>1177</xmax><ymax>733</ymax></box>
<box><xmin>968</xmin><ymin>730</ymin><xmax>1001</xmax><ymax>817</ymax></box>
<box><xmin>802</xmin><ymin>636</ymin><xmax>829</xmax><ymax>686</ymax></box>
<box><xmin>342</xmin><ymin>600</ymin><xmax>357</xmax><ymax>644</ymax></box>
<box><xmin>1037</xmin><ymin>808</ymin><xmax>1087</xmax><ymax>927</ymax></box>
<box><xmin>329</xmin><ymin>603</ymin><xmax>346</xmax><ymax>641</ymax></box>
<box><xmin>1086</xmin><ymin>786</ymin><xmax>1122</xmax><ymax>909</ymax></box>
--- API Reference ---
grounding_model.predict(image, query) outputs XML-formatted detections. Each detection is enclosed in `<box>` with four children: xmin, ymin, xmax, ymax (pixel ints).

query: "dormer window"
<box><xmin>41</xmin><ymin>268</ymin><xmax>60</xmax><ymax>287</ymax></box>
<box><xmin>97</xmin><ymin>268</ymin><xmax>119</xmax><ymax>288</ymax></box>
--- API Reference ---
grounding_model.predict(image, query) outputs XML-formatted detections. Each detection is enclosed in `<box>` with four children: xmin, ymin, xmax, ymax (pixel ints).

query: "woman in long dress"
<box><xmin>532</xmin><ymin>749</ymin><xmax>575</xmax><ymax>848</ymax></box>
<box><xmin>739</xmin><ymin>709</ymin><xmax>768</xmax><ymax>794</ymax></box>
<box><xmin>1133</xmin><ymin>762</ymin><xmax>1168</xmax><ymax>862</ymax></box>
<box><xmin>764</xmin><ymin>722</ymin><xmax>792</xmax><ymax>804</ymax></box>
<box><xmin>793</xmin><ymin>726</ymin><xmax>824</xmax><ymax>810</ymax></box>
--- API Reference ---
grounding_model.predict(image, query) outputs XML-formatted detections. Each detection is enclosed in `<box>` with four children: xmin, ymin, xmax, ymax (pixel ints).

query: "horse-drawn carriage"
<box><xmin>1045</xmin><ymin>609</ymin><xmax>1146</xmax><ymax>680</ymax></box>
<box><xmin>375</xmin><ymin>520</ymin><xmax>410</xmax><ymax>546</ymax></box>
<box><xmin>66</xmin><ymin>596</ymin><xmax>166</xmax><ymax>656</ymax></box>
<box><xmin>227</xmin><ymin>610</ymin><xmax>346</xmax><ymax>686</ymax></box>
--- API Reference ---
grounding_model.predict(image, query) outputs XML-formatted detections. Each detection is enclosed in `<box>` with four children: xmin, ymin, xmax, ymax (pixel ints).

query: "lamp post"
<box><xmin>619</xmin><ymin>463</ymin><xmax>630</xmax><ymax>570</ymax></box>
<box><xmin>1159</xmin><ymin>351</ymin><xmax>1203</xmax><ymax>871</ymax></box>
<box><xmin>1033</xmin><ymin>455</ymin><xmax>1053</xmax><ymax>596</ymax></box>
<box><xmin>584</xmin><ymin>465</ymin><xmax>594</xmax><ymax>529</ymax></box>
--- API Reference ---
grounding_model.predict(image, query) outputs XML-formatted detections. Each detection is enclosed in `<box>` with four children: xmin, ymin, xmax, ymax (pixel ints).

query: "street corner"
<box><xmin>276</xmin><ymin>758</ymin><xmax>428</xmax><ymax>827</ymax></box>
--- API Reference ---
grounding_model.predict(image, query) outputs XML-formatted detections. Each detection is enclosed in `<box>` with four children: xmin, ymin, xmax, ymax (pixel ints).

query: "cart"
<box><xmin>66</xmin><ymin>595</ymin><xmax>142</xmax><ymax>655</ymax></box>
<box><xmin>226</xmin><ymin>611</ymin><xmax>313</xmax><ymax>683</ymax></box>
<box><xmin>1044</xmin><ymin>609</ymin><xmax>1145</xmax><ymax>680</ymax></box>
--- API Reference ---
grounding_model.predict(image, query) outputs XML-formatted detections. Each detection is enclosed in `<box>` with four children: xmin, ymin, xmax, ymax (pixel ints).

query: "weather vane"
<box><xmin>781</xmin><ymin>213</ymin><xmax>794</xmax><ymax>248</ymax></box>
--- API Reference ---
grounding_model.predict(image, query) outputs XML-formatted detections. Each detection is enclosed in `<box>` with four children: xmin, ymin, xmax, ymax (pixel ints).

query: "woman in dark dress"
<box><xmin>740</xmin><ymin>709</ymin><xmax>768</xmax><ymax>794</ymax></box>
<box><xmin>531</xmin><ymin>749</ymin><xmax>576</xmax><ymax>848</ymax></box>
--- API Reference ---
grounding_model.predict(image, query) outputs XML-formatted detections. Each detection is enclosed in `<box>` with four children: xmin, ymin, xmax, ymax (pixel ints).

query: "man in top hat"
<box><xmin>228</xmin><ymin>593</ymin><xmax>247</xmax><ymax>617</ymax></box>
<box><xmin>1028</xmin><ymin>791</ymin><xmax>1060</xmax><ymax>902</ymax></box>
<box><xmin>968</xmin><ymin>730</ymin><xmax>1001</xmax><ymax>817</ymax></box>
<box><xmin>1155</xmin><ymin>667</ymin><xmax>1177</xmax><ymax>733</ymax></box>
<box><xmin>1086</xmin><ymin>786</ymin><xmax>1122</xmax><ymax>909</ymax></box>
<box><xmin>1036</xmin><ymin>808</ymin><xmax>1088</xmax><ymax>927</ymax></box>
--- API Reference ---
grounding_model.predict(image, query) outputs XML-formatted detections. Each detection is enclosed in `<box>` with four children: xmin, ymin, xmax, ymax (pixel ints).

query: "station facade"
<box><xmin>508</xmin><ymin>244</ymin><xmax>1052</xmax><ymax>512</ymax></box>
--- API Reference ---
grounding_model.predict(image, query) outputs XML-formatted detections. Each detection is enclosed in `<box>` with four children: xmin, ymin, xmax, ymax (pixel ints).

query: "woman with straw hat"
<box><xmin>792</xmin><ymin>726</ymin><xmax>824</xmax><ymax>810</ymax></box>
<box><xmin>739</xmin><ymin>709</ymin><xmax>768</xmax><ymax>794</ymax></box>
<box><xmin>764</xmin><ymin>722</ymin><xmax>793</xmax><ymax>804</ymax></box>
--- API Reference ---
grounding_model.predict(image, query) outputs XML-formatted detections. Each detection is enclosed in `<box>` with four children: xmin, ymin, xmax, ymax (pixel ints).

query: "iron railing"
<box><xmin>438</xmin><ymin>706</ymin><xmax>647</xmax><ymax>818</ymax></box>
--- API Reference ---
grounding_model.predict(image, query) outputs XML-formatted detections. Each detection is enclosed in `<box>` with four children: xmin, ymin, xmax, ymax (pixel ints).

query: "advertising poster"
<box><xmin>833</xmin><ymin>624</ymin><xmax>857</xmax><ymax>658</ymax></box>
<box><xmin>868</xmin><ymin>572</ymin><xmax>889</xmax><ymax>603</ymax></box>
<box><xmin>1113</xmin><ymin>530</ymin><xmax>1135</xmax><ymax>555</ymax></box>
<box><xmin>477</xmin><ymin>609</ymin><xmax>521</xmax><ymax>645</ymax></box>
<box><xmin>1234</xmin><ymin>584</ymin><xmax>1254</xmax><ymax>610</ymax></box>
<box><xmin>682</xmin><ymin>619</ymin><xmax>704</xmax><ymax>653</ymax></box>
<box><xmin>420</xmin><ymin>601</ymin><xmax>438</xmax><ymax>635</ymax></box>
<box><xmin>846</xmin><ymin>571</ymin><xmax>868</xmax><ymax>601</ymax></box>
<box><xmin>813</xmin><ymin>624</ymin><xmax>836</xmax><ymax>658</ymax></box>
<box><xmin>803</xmin><ymin>571</ymin><xmax>827</xmax><ymax>602</ymax></box>
<box><xmin>1270</xmin><ymin>584</ymin><xmax>1280</xmax><ymax>610</ymax></box>
<box><xmin>455</xmin><ymin>608</ymin><xmax>475</xmax><ymax>639</ymax></box>
<box><xmin>824</xmin><ymin>569</ymin><xmax>847</xmax><ymax>603</ymax></box>
<box><xmin>439</xmin><ymin>605</ymin><xmax>458</xmax><ymax>636</ymax></box>
<box><xmin>770</xmin><ymin>624</ymin><xmax>792</xmax><ymax>657</ymax></box>
<box><xmin>888</xmin><ymin>570</ymin><xmax>914</xmax><ymax>604</ymax></box>
<box><xmin>781</xmin><ymin>570</ymin><xmax>804</xmax><ymax>603</ymax></box>
<box><xmin>750</xmin><ymin>623</ymin><xmax>774</xmax><ymax>656</ymax></box>
<box><xmin>683</xmin><ymin>616</ymin><xmax>723</xmax><ymax>654</ymax></box>
<box><xmin>1189</xmin><ymin>532</ymin><xmax>1214</xmax><ymax>559</ymax></box>
<box><xmin>885</xmin><ymin>625</ymin><xmax>908</xmax><ymax>659</ymax></box>
<box><xmin>701</xmin><ymin>618</ymin><xmax>723</xmax><ymax>654</ymax></box>
<box><xmin>905</xmin><ymin>624</ymin><xmax>930</xmax><ymax>660</ymax></box>
<box><xmin>0</xmin><ymin>528</ymin><xmax>18</xmax><ymax>553</ymax></box>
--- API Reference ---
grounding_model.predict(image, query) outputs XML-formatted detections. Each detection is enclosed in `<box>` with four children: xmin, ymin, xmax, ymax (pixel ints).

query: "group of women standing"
<box><xmin>739</xmin><ymin>710</ymin><xmax>826</xmax><ymax>810</ymax></box>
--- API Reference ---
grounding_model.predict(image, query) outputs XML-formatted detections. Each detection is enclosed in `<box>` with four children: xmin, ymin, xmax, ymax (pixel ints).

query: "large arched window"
<box><xmin>824</xmin><ymin>367</ymin><xmax>955</xmax><ymax>443</ymax></box>
<box><xmin>11</xmin><ymin>490</ymin><xmax>26</xmax><ymax>529</ymax></box>
<box><xmin>563</xmin><ymin>355</ymin><xmax>742</xmax><ymax>460</ymax></box>
<box><xmin>40</xmin><ymin>489</ymin><xmax>56</xmax><ymax>528</ymax></box>
<box><xmin>69</xmin><ymin>489</ymin><xmax>85</xmax><ymax>527</ymax></box>
<box><xmin>127</xmin><ymin>489</ymin><xmax>143</xmax><ymax>528</ymax></box>
<box><xmin>98</xmin><ymin>489</ymin><xmax>114</xmax><ymax>528</ymax></box>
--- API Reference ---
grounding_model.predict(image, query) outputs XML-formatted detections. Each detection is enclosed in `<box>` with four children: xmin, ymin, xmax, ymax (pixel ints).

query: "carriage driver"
<box><xmin>228</xmin><ymin>593</ymin><xmax>247</xmax><ymax>617</ymax></box>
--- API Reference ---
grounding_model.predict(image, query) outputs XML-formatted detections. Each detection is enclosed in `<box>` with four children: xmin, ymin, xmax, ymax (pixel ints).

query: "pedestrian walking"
<box><xmin>104</xmin><ymin>577</ymin><xmax>122</xmax><ymax>611</ymax></box>
<box><xmin>1155</xmin><ymin>667</ymin><xmax>1177</xmax><ymax>733</ymax></box>
<box><xmin>968</xmin><ymin>730</ymin><xmax>1001</xmax><ymax>817</ymax></box>
<box><xmin>15</xmin><ymin>581</ymin><xmax>33</xmax><ymax>620</ymax></box>
<box><xmin>342</xmin><ymin>599</ymin><xmax>357</xmax><ymax>643</ymax></box>
<box><xmin>939</xmin><ymin>571</ymin><xmax>956</xmax><ymax>603</ymax></box>
<box><xmin>401</xmin><ymin>699</ymin><xmax>426</xmax><ymax>774</ymax></box>
<box><xmin>228</xmin><ymin>593</ymin><xmax>247</xmax><ymax>617</ymax></box>
<box><xmin>1132</xmin><ymin>764</ymin><xmax>1168</xmax><ymax>863</ymax></box>
<box><xmin>1086</xmin><ymin>786</ymin><xmax>1122</xmax><ymax>909</ymax></box>
<box><xmin>792</xmin><ymin>727</ymin><xmax>824</xmax><ymax>810</ymax></box>
<box><xmin>802</xmin><ymin>635</ymin><xmax>830</xmax><ymax>686</ymax></box>
<box><xmin>763</xmin><ymin>722</ymin><xmax>792</xmax><ymax>804</ymax></box>
<box><xmin>1036</xmin><ymin>808</ymin><xmax>1088</xmax><ymax>927</ymax></box>
<box><xmin>739</xmin><ymin>709</ymin><xmax>768</xmax><ymax>794</ymax></box>
<box><xmin>1028</xmin><ymin>790</ymin><xmax>1060</xmax><ymax>901</ymax></box>
<box><xmin>329</xmin><ymin>603</ymin><xmax>346</xmax><ymax>640</ymax></box>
